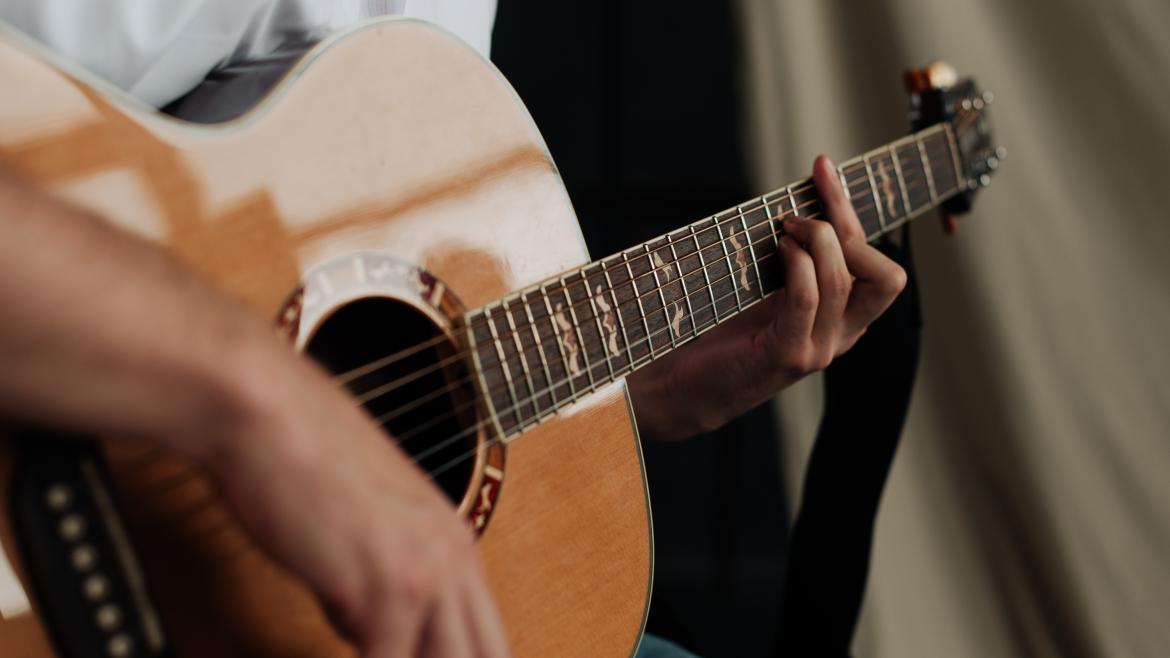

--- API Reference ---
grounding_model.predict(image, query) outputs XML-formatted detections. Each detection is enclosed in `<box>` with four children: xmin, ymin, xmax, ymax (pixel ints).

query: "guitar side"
<box><xmin>0</xmin><ymin>19</ymin><xmax>651</xmax><ymax>657</ymax></box>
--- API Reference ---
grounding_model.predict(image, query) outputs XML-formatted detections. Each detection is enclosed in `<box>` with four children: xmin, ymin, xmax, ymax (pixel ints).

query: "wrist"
<box><xmin>628</xmin><ymin>357</ymin><xmax>720</xmax><ymax>441</ymax></box>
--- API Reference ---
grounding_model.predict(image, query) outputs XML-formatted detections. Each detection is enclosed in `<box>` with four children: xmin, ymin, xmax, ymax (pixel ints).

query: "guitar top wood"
<box><xmin>0</xmin><ymin>18</ymin><xmax>652</xmax><ymax>658</ymax></box>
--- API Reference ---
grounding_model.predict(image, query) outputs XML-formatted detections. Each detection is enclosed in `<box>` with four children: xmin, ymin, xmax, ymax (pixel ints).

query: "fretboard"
<box><xmin>468</xmin><ymin>123</ymin><xmax>964</xmax><ymax>438</ymax></box>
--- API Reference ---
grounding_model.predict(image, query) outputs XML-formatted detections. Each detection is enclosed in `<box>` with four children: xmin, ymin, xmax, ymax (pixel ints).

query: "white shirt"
<box><xmin>0</xmin><ymin>0</ymin><xmax>496</xmax><ymax>108</ymax></box>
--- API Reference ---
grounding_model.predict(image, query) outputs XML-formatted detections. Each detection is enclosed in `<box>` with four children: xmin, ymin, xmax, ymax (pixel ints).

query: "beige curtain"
<box><xmin>737</xmin><ymin>1</ymin><xmax>1170</xmax><ymax>656</ymax></box>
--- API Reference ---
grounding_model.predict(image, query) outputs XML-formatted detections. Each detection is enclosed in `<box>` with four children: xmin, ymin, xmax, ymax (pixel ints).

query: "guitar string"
<box><xmin>329</xmin><ymin>164</ymin><xmax>869</xmax><ymax>386</ymax></box>
<box><xmin>416</xmin><ymin>136</ymin><xmax>978</xmax><ymax>478</ymax></box>
<box><xmin>408</xmin><ymin>146</ymin><xmax>968</xmax><ymax>476</ymax></box>
<box><xmin>339</xmin><ymin>158</ymin><xmax>944</xmax><ymax>411</ymax></box>
<box><xmin>122</xmin><ymin>148</ymin><xmax>954</xmax><ymax>496</ymax></box>
<box><xmin>351</xmin><ymin>166</ymin><xmax>944</xmax><ymax>425</ymax></box>
<box><xmin>122</xmin><ymin>166</ymin><xmax>945</xmax><ymax>495</ymax></box>
<box><xmin>131</xmin><ymin>160</ymin><xmax>952</xmax><ymax>505</ymax></box>
<box><xmin>371</xmin><ymin>171</ymin><xmax>942</xmax><ymax>443</ymax></box>
<box><xmin>122</xmin><ymin>163</ymin><xmax>949</xmax><ymax>510</ymax></box>
<box><xmin>129</xmin><ymin>199</ymin><xmax>931</xmax><ymax>553</ymax></box>
<box><xmin>161</xmin><ymin>118</ymin><xmax>983</xmax><ymax>548</ymax></box>
<box><xmin>125</xmin><ymin>213</ymin><xmax>833</xmax><ymax>544</ymax></box>
<box><xmin>327</xmin><ymin>136</ymin><xmax>949</xmax><ymax>386</ymax></box>
<box><xmin>413</xmin><ymin>203</ymin><xmax>890</xmax><ymax>482</ymax></box>
<box><xmin>115</xmin><ymin>165</ymin><xmax>941</xmax><ymax>492</ymax></box>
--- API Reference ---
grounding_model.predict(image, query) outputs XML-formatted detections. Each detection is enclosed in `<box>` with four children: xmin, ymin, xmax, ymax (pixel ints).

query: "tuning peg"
<box><xmin>995</xmin><ymin>146</ymin><xmax>1008</xmax><ymax>160</ymax></box>
<box><xmin>982</xmin><ymin>91</ymin><xmax>995</xmax><ymax>105</ymax></box>
<box><xmin>926</xmin><ymin>61</ymin><xmax>958</xmax><ymax>89</ymax></box>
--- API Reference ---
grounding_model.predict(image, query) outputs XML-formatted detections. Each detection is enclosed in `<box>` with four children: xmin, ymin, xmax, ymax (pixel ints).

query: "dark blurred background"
<box><xmin>493</xmin><ymin>4</ymin><xmax>789</xmax><ymax>656</ymax></box>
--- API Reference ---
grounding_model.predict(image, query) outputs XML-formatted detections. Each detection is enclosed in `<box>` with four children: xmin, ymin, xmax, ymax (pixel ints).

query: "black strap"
<box><xmin>776</xmin><ymin>229</ymin><xmax>922</xmax><ymax>657</ymax></box>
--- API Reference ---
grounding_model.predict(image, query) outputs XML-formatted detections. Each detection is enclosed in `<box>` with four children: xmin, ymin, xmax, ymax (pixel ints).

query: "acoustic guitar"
<box><xmin>0</xmin><ymin>17</ymin><xmax>1001</xmax><ymax>658</ymax></box>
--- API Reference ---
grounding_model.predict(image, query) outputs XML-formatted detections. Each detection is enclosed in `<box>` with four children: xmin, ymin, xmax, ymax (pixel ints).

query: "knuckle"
<box><xmin>789</xmin><ymin>288</ymin><xmax>818</xmax><ymax>313</ymax></box>
<box><xmin>813</xmin><ymin>349</ymin><xmax>834</xmax><ymax>371</ymax></box>
<box><xmin>781</xmin><ymin>345</ymin><xmax>816</xmax><ymax>377</ymax></box>
<box><xmin>828</xmin><ymin>272</ymin><xmax>852</xmax><ymax>298</ymax></box>
<box><xmin>807</xmin><ymin>221</ymin><xmax>833</xmax><ymax>240</ymax></box>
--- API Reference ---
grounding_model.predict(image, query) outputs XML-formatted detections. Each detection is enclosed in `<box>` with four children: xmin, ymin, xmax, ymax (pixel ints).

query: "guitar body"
<box><xmin>0</xmin><ymin>19</ymin><xmax>651</xmax><ymax>657</ymax></box>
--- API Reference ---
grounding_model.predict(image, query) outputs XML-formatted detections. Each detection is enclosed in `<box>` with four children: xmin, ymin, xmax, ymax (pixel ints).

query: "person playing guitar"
<box><xmin>0</xmin><ymin>2</ymin><xmax>909</xmax><ymax>656</ymax></box>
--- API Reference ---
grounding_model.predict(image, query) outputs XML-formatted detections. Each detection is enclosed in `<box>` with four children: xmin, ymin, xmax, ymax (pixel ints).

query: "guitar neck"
<box><xmin>467</xmin><ymin>123</ymin><xmax>965</xmax><ymax>438</ymax></box>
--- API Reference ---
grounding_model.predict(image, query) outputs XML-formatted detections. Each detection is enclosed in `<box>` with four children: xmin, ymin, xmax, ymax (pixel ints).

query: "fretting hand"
<box><xmin>628</xmin><ymin>155</ymin><xmax>907</xmax><ymax>440</ymax></box>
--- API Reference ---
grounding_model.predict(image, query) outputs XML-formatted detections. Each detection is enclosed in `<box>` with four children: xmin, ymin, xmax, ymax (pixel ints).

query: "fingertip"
<box><xmin>814</xmin><ymin>154</ymin><xmax>835</xmax><ymax>176</ymax></box>
<box><xmin>811</xmin><ymin>155</ymin><xmax>840</xmax><ymax>194</ymax></box>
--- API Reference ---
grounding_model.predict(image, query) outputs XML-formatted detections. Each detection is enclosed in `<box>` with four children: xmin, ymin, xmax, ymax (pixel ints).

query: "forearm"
<box><xmin>0</xmin><ymin>168</ymin><xmax>280</xmax><ymax>457</ymax></box>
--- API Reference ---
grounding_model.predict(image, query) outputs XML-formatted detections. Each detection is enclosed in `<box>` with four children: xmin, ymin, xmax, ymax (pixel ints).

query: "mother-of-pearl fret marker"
<box><xmin>877</xmin><ymin>158</ymin><xmax>899</xmax><ymax>218</ymax></box>
<box><xmin>552</xmin><ymin>302</ymin><xmax>581</xmax><ymax>375</ymax></box>
<box><xmin>727</xmin><ymin>230</ymin><xmax>751</xmax><ymax>292</ymax></box>
<box><xmin>594</xmin><ymin>284</ymin><xmax>621</xmax><ymax>355</ymax></box>
<box><xmin>651</xmin><ymin>251</ymin><xmax>685</xmax><ymax>338</ymax></box>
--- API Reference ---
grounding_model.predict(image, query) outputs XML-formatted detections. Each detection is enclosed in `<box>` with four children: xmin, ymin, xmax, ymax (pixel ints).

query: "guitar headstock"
<box><xmin>905</xmin><ymin>61</ymin><xmax>1005</xmax><ymax>232</ymax></box>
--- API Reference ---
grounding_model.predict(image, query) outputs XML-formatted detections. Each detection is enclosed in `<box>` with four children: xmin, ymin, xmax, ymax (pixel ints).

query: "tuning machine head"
<box><xmin>904</xmin><ymin>61</ymin><xmax>1001</xmax><ymax>234</ymax></box>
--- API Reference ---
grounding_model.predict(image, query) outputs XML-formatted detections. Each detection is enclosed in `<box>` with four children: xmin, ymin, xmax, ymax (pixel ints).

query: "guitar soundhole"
<box><xmin>305</xmin><ymin>297</ymin><xmax>478</xmax><ymax>504</ymax></box>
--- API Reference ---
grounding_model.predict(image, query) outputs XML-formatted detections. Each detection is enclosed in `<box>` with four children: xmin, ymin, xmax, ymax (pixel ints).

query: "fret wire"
<box><xmin>761</xmin><ymin>194</ymin><xmax>780</xmax><ymax>251</ymax></box>
<box><xmin>583</xmin><ymin>271</ymin><xmax>618</xmax><ymax>382</ymax></box>
<box><xmin>689</xmin><ymin>223</ymin><xmax>720</xmax><ymax>318</ymax></box>
<box><xmin>915</xmin><ymin>136</ymin><xmax>939</xmax><ymax>203</ymax></box>
<box><xmin>716</xmin><ymin>220</ymin><xmax>744</xmax><ymax>311</ymax></box>
<box><xmin>483</xmin><ymin>306</ymin><xmax>523</xmax><ymax>428</ymax></box>
<box><xmin>644</xmin><ymin>244</ymin><xmax>680</xmax><ymax>348</ymax></box>
<box><xmin>463</xmin><ymin>314</ymin><xmax>503</xmax><ymax>436</ymax></box>
<box><xmin>667</xmin><ymin>237</ymin><xmax>699</xmax><ymax>338</ymax></box>
<box><xmin>560</xmin><ymin>275</ymin><xmax>598</xmax><ymax>391</ymax></box>
<box><xmin>520</xmin><ymin>292</ymin><xmax>558</xmax><ymax>410</ymax></box>
<box><xmin>600</xmin><ymin>259</ymin><xmax>636</xmax><ymax>377</ymax></box>
<box><xmin>888</xmin><ymin>143</ymin><xmax>913</xmax><ymax>220</ymax></box>
<box><xmin>739</xmin><ymin>209</ymin><xmax>764</xmax><ymax>296</ymax></box>
<box><xmin>788</xmin><ymin>184</ymin><xmax>800</xmax><ymax>217</ymax></box>
<box><xmin>622</xmin><ymin>251</ymin><xmax>657</xmax><ymax>359</ymax></box>
<box><xmin>944</xmin><ymin>124</ymin><xmax>965</xmax><ymax>195</ymax></box>
<box><xmin>837</xmin><ymin>164</ymin><xmax>854</xmax><ymax>200</ymax></box>
<box><xmin>862</xmin><ymin>155</ymin><xmax>887</xmax><ymax>232</ymax></box>
<box><xmin>502</xmin><ymin>300</ymin><xmax>539</xmax><ymax>420</ymax></box>
<box><xmin>541</xmin><ymin>285</ymin><xmax>578</xmax><ymax>401</ymax></box>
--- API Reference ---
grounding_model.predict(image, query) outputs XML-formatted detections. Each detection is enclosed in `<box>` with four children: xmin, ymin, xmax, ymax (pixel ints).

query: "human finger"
<box><xmin>839</xmin><ymin>241</ymin><xmax>906</xmax><ymax>337</ymax></box>
<box><xmin>769</xmin><ymin>235</ymin><xmax>818</xmax><ymax>374</ymax></box>
<box><xmin>461</xmin><ymin>560</ymin><xmax>511</xmax><ymax>658</ymax></box>
<box><xmin>421</xmin><ymin>576</ymin><xmax>475</xmax><ymax>658</ymax></box>
<box><xmin>812</xmin><ymin>154</ymin><xmax>865</xmax><ymax>244</ymax></box>
<box><xmin>367</xmin><ymin>597</ymin><xmax>427</xmax><ymax>658</ymax></box>
<box><xmin>363</xmin><ymin>558</ymin><xmax>432</xmax><ymax>658</ymax></box>
<box><xmin>782</xmin><ymin>217</ymin><xmax>851</xmax><ymax>349</ymax></box>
